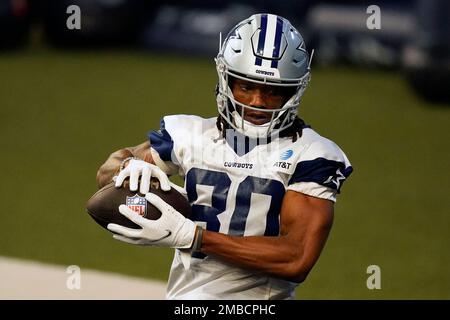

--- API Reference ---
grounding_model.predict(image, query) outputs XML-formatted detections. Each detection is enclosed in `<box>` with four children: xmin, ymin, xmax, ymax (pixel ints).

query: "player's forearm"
<box><xmin>201</xmin><ymin>231</ymin><xmax>309</xmax><ymax>282</ymax></box>
<box><xmin>96</xmin><ymin>148</ymin><xmax>133</xmax><ymax>188</ymax></box>
<box><xmin>96</xmin><ymin>141</ymin><xmax>156</xmax><ymax>188</ymax></box>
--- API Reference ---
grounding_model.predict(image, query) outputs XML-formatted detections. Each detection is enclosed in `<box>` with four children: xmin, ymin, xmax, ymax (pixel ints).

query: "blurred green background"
<box><xmin>0</xmin><ymin>47</ymin><xmax>449</xmax><ymax>299</ymax></box>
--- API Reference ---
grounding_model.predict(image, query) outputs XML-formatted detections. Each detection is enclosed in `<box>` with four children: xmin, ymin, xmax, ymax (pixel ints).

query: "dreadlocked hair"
<box><xmin>215</xmin><ymin>115</ymin><xmax>305</xmax><ymax>142</ymax></box>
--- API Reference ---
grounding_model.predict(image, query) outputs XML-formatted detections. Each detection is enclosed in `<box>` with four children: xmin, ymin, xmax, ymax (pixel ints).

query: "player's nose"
<box><xmin>249</xmin><ymin>89</ymin><xmax>267</xmax><ymax>108</ymax></box>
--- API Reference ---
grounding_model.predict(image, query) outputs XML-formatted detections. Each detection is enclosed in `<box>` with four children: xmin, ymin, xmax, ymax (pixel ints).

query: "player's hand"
<box><xmin>107</xmin><ymin>193</ymin><xmax>196</xmax><ymax>249</ymax></box>
<box><xmin>115</xmin><ymin>159</ymin><xmax>171</xmax><ymax>193</ymax></box>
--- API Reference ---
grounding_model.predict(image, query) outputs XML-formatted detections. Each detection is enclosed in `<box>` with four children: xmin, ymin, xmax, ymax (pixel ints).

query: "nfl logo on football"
<box><xmin>126</xmin><ymin>194</ymin><xmax>147</xmax><ymax>217</ymax></box>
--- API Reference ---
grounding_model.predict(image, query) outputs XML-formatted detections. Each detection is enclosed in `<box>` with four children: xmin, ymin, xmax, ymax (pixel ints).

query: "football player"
<box><xmin>97</xmin><ymin>13</ymin><xmax>353</xmax><ymax>299</ymax></box>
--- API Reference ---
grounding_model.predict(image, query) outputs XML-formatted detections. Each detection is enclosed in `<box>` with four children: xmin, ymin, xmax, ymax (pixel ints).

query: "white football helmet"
<box><xmin>216</xmin><ymin>13</ymin><xmax>311</xmax><ymax>138</ymax></box>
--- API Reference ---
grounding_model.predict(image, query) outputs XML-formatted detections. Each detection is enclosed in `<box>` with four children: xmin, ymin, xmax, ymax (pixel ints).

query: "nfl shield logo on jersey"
<box><xmin>126</xmin><ymin>194</ymin><xmax>147</xmax><ymax>217</ymax></box>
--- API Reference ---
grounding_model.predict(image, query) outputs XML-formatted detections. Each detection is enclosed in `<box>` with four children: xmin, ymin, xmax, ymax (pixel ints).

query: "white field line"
<box><xmin>0</xmin><ymin>256</ymin><xmax>166</xmax><ymax>299</ymax></box>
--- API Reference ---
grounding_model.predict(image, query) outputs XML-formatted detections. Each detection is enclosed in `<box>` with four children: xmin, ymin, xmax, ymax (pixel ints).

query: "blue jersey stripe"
<box><xmin>288</xmin><ymin>157</ymin><xmax>353</xmax><ymax>193</ymax></box>
<box><xmin>271</xmin><ymin>17</ymin><xmax>284</xmax><ymax>68</ymax></box>
<box><xmin>254</xmin><ymin>14</ymin><xmax>267</xmax><ymax>66</ymax></box>
<box><xmin>148</xmin><ymin>119</ymin><xmax>174</xmax><ymax>162</ymax></box>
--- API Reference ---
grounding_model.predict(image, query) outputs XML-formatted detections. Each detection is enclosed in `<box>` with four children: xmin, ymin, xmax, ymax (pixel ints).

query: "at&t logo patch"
<box><xmin>280</xmin><ymin>149</ymin><xmax>293</xmax><ymax>160</ymax></box>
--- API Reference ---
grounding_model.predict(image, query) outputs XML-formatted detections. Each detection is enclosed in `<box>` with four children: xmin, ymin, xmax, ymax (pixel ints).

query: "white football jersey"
<box><xmin>148</xmin><ymin>114</ymin><xmax>352</xmax><ymax>300</ymax></box>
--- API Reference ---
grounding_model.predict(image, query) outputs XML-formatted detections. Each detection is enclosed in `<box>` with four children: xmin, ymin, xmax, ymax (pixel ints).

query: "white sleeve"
<box><xmin>148</xmin><ymin>114</ymin><xmax>203</xmax><ymax>176</ymax></box>
<box><xmin>287</xmin><ymin>182</ymin><xmax>338</xmax><ymax>202</ymax></box>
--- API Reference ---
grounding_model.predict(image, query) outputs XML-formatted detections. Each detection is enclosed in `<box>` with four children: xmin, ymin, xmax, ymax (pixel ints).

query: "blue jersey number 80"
<box><xmin>185</xmin><ymin>167</ymin><xmax>285</xmax><ymax>237</ymax></box>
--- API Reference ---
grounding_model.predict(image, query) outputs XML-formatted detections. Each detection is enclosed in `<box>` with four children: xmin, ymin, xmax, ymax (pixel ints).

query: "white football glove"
<box><xmin>107</xmin><ymin>193</ymin><xmax>196</xmax><ymax>249</ymax></box>
<box><xmin>115</xmin><ymin>159</ymin><xmax>171</xmax><ymax>193</ymax></box>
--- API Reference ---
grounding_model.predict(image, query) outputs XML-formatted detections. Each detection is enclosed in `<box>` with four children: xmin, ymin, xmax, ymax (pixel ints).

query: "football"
<box><xmin>86</xmin><ymin>178</ymin><xmax>192</xmax><ymax>231</ymax></box>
